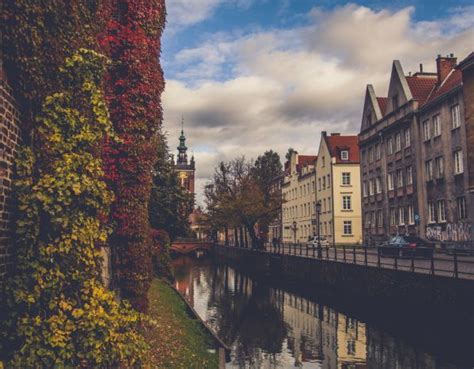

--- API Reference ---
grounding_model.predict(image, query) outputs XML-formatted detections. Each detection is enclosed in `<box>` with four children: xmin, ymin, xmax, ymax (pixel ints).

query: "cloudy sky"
<box><xmin>161</xmin><ymin>0</ymin><xmax>474</xmax><ymax>205</ymax></box>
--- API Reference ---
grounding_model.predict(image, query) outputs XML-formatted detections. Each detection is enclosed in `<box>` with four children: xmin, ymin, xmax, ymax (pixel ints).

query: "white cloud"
<box><xmin>162</xmin><ymin>4</ymin><xmax>474</xmax><ymax>205</ymax></box>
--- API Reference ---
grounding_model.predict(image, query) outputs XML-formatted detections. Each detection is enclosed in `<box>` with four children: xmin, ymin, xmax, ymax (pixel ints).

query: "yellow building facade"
<box><xmin>316</xmin><ymin>132</ymin><xmax>363</xmax><ymax>245</ymax></box>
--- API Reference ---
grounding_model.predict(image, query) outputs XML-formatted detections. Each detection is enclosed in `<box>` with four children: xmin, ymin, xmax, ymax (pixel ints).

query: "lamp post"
<box><xmin>367</xmin><ymin>220</ymin><xmax>371</xmax><ymax>248</ymax></box>
<box><xmin>316</xmin><ymin>200</ymin><xmax>322</xmax><ymax>258</ymax></box>
<box><xmin>292</xmin><ymin>221</ymin><xmax>297</xmax><ymax>244</ymax></box>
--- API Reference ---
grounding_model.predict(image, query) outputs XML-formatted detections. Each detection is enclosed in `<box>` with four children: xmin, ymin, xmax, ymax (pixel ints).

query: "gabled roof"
<box><xmin>424</xmin><ymin>69</ymin><xmax>462</xmax><ymax>105</ymax></box>
<box><xmin>376</xmin><ymin>97</ymin><xmax>388</xmax><ymax>116</ymax></box>
<box><xmin>298</xmin><ymin>155</ymin><xmax>317</xmax><ymax>167</ymax></box>
<box><xmin>405</xmin><ymin>75</ymin><xmax>437</xmax><ymax>106</ymax></box>
<box><xmin>324</xmin><ymin>135</ymin><xmax>359</xmax><ymax>164</ymax></box>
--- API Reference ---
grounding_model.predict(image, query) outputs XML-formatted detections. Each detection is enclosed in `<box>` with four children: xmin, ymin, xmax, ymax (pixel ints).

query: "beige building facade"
<box><xmin>282</xmin><ymin>152</ymin><xmax>317</xmax><ymax>243</ymax></box>
<box><xmin>316</xmin><ymin>132</ymin><xmax>362</xmax><ymax>245</ymax></box>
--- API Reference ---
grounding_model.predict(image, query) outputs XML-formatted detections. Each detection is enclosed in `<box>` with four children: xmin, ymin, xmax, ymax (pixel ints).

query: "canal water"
<box><xmin>171</xmin><ymin>256</ymin><xmax>472</xmax><ymax>369</ymax></box>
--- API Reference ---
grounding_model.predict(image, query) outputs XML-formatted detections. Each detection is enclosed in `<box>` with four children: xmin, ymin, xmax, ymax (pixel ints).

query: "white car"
<box><xmin>307</xmin><ymin>236</ymin><xmax>330</xmax><ymax>248</ymax></box>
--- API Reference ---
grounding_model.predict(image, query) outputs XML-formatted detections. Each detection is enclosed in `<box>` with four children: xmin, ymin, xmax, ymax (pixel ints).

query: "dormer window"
<box><xmin>341</xmin><ymin>150</ymin><xmax>349</xmax><ymax>160</ymax></box>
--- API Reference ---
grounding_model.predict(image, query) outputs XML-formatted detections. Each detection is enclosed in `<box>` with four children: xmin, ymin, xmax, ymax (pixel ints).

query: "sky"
<box><xmin>161</xmin><ymin>0</ymin><xmax>474</xmax><ymax>205</ymax></box>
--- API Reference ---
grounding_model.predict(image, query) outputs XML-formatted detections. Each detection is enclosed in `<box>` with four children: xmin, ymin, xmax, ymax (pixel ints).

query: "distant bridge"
<box><xmin>170</xmin><ymin>241</ymin><xmax>213</xmax><ymax>256</ymax></box>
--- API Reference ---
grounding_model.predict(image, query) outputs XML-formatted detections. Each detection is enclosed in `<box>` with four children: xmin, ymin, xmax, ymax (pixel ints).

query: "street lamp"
<box><xmin>316</xmin><ymin>200</ymin><xmax>322</xmax><ymax>258</ymax></box>
<box><xmin>367</xmin><ymin>220</ymin><xmax>371</xmax><ymax>248</ymax></box>
<box><xmin>292</xmin><ymin>221</ymin><xmax>297</xmax><ymax>244</ymax></box>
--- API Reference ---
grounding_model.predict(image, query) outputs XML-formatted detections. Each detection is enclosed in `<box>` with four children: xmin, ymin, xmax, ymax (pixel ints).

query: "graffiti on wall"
<box><xmin>425</xmin><ymin>222</ymin><xmax>473</xmax><ymax>242</ymax></box>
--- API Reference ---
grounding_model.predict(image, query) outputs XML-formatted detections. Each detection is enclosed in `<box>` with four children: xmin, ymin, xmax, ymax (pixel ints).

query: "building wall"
<box><xmin>417</xmin><ymin>88</ymin><xmax>470</xmax><ymax>242</ymax></box>
<box><xmin>333</xmin><ymin>164</ymin><xmax>363</xmax><ymax>245</ymax></box>
<box><xmin>316</xmin><ymin>139</ymin><xmax>334</xmax><ymax>242</ymax></box>
<box><xmin>282</xmin><ymin>152</ymin><xmax>317</xmax><ymax>243</ymax></box>
<box><xmin>0</xmin><ymin>63</ymin><xmax>21</xmax><ymax>284</ymax></box>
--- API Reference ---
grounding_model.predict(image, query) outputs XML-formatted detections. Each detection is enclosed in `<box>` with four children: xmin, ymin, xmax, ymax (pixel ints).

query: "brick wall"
<box><xmin>0</xmin><ymin>62</ymin><xmax>21</xmax><ymax>284</ymax></box>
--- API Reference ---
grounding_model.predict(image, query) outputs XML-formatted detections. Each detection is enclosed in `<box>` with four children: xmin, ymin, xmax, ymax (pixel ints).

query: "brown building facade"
<box><xmin>359</xmin><ymin>52</ymin><xmax>474</xmax><ymax>244</ymax></box>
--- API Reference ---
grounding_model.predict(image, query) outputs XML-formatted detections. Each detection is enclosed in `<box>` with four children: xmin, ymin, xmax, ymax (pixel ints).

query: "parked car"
<box><xmin>379</xmin><ymin>235</ymin><xmax>434</xmax><ymax>258</ymax></box>
<box><xmin>307</xmin><ymin>236</ymin><xmax>330</xmax><ymax>248</ymax></box>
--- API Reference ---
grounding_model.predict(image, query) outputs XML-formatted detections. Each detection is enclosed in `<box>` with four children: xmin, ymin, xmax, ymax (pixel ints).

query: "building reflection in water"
<box><xmin>171</xmin><ymin>256</ymin><xmax>464</xmax><ymax>369</ymax></box>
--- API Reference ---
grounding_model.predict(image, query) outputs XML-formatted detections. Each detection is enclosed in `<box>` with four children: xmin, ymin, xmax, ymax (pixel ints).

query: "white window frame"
<box><xmin>425</xmin><ymin>160</ymin><xmax>433</xmax><ymax>181</ymax></box>
<box><xmin>376</xmin><ymin>177</ymin><xmax>382</xmax><ymax>194</ymax></box>
<box><xmin>396</xmin><ymin>169</ymin><xmax>403</xmax><ymax>188</ymax></box>
<box><xmin>451</xmin><ymin>104</ymin><xmax>461</xmax><ymax>129</ymax></box>
<box><xmin>398</xmin><ymin>207</ymin><xmax>405</xmax><ymax>225</ymax></box>
<box><xmin>433</xmin><ymin>114</ymin><xmax>441</xmax><ymax>137</ymax></box>
<box><xmin>454</xmin><ymin>150</ymin><xmax>464</xmax><ymax>174</ymax></box>
<box><xmin>341</xmin><ymin>150</ymin><xmax>349</xmax><ymax>160</ymax></box>
<box><xmin>406</xmin><ymin>166</ymin><xmax>413</xmax><ymax>185</ymax></box>
<box><xmin>457</xmin><ymin>196</ymin><xmax>467</xmax><ymax>219</ymax></box>
<box><xmin>437</xmin><ymin>200</ymin><xmax>446</xmax><ymax>223</ymax></box>
<box><xmin>342</xmin><ymin>196</ymin><xmax>352</xmax><ymax>210</ymax></box>
<box><xmin>428</xmin><ymin>202</ymin><xmax>436</xmax><ymax>223</ymax></box>
<box><xmin>423</xmin><ymin>119</ymin><xmax>431</xmax><ymax>141</ymax></box>
<box><xmin>342</xmin><ymin>172</ymin><xmax>351</xmax><ymax>185</ymax></box>
<box><xmin>387</xmin><ymin>138</ymin><xmax>393</xmax><ymax>155</ymax></box>
<box><xmin>387</xmin><ymin>172</ymin><xmax>394</xmax><ymax>191</ymax></box>
<box><xmin>343</xmin><ymin>221</ymin><xmax>353</xmax><ymax>235</ymax></box>
<box><xmin>395</xmin><ymin>133</ymin><xmax>402</xmax><ymax>152</ymax></box>
<box><xmin>408</xmin><ymin>205</ymin><xmax>415</xmax><ymax>225</ymax></box>
<box><xmin>404</xmin><ymin>128</ymin><xmax>411</xmax><ymax>147</ymax></box>
<box><xmin>435</xmin><ymin>156</ymin><xmax>444</xmax><ymax>178</ymax></box>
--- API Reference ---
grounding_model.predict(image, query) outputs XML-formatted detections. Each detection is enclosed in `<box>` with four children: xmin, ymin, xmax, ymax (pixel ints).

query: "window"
<box><xmin>437</xmin><ymin>200</ymin><xmax>446</xmax><ymax>223</ymax></box>
<box><xmin>395</xmin><ymin>133</ymin><xmax>402</xmax><ymax>152</ymax></box>
<box><xmin>433</xmin><ymin>114</ymin><xmax>441</xmax><ymax>137</ymax></box>
<box><xmin>376</xmin><ymin>144</ymin><xmax>381</xmax><ymax>160</ymax></box>
<box><xmin>322</xmin><ymin>176</ymin><xmax>326</xmax><ymax>189</ymax></box>
<box><xmin>318</xmin><ymin>179</ymin><xmax>321</xmax><ymax>191</ymax></box>
<box><xmin>322</xmin><ymin>156</ymin><xmax>325</xmax><ymax>167</ymax></box>
<box><xmin>406</xmin><ymin>166</ymin><xmax>413</xmax><ymax>185</ymax></box>
<box><xmin>404</xmin><ymin>128</ymin><xmax>411</xmax><ymax>147</ymax></box>
<box><xmin>368</xmin><ymin>147</ymin><xmax>373</xmax><ymax>163</ymax></box>
<box><xmin>323</xmin><ymin>199</ymin><xmax>326</xmax><ymax>212</ymax></box>
<box><xmin>399</xmin><ymin>207</ymin><xmax>405</xmax><ymax>225</ymax></box>
<box><xmin>343</xmin><ymin>221</ymin><xmax>352</xmax><ymax>235</ymax></box>
<box><xmin>390</xmin><ymin>208</ymin><xmax>397</xmax><ymax>226</ymax></box>
<box><xmin>387</xmin><ymin>173</ymin><xmax>394</xmax><ymax>191</ymax></box>
<box><xmin>454</xmin><ymin>150</ymin><xmax>464</xmax><ymax>174</ymax></box>
<box><xmin>342</xmin><ymin>172</ymin><xmax>351</xmax><ymax>185</ymax></box>
<box><xmin>423</xmin><ymin>119</ymin><xmax>431</xmax><ymax>141</ymax></box>
<box><xmin>435</xmin><ymin>156</ymin><xmax>444</xmax><ymax>178</ymax></box>
<box><xmin>376</xmin><ymin>177</ymin><xmax>382</xmax><ymax>194</ymax></box>
<box><xmin>327</xmin><ymin>174</ymin><xmax>331</xmax><ymax>188</ymax></box>
<box><xmin>451</xmin><ymin>104</ymin><xmax>460</xmax><ymax>129</ymax></box>
<box><xmin>366</xmin><ymin>112</ymin><xmax>372</xmax><ymax>126</ymax></box>
<box><xmin>312</xmin><ymin>181</ymin><xmax>315</xmax><ymax>193</ymax></box>
<box><xmin>396</xmin><ymin>169</ymin><xmax>403</xmax><ymax>188</ymax></box>
<box><xmin>428</xmin><ymin>203</ymin><xmax>436</xmax><ymax>223</ymax></box>
<box><xmin>363</xmin><ymin>181</ymin><xmax>367</xmax><ymax>197</ymax></box>
<box><xmin>369</xmin><ymin>179</ymin><xmax>374</xmax><ymax>196</ymax></box>
<box><xmin>387</xmin><ymin>137</ymin><xmax>393</xmax><ymax>155</ymax></box>
<box><xmin>341</xmin><ymin>150</ymin><xmax>349</xmax><ymax>160</ymax></box>
<box><xmin>377</xmin><ymin>210</ymin><xmax>383</xmax><ymax>228</ymax></box>
<box><xmin>457</xmin><ymin>197</ymin><xmax>468</xmax><ymax>219</ymax></box>
<box><xmin>425</xmin><ymin>160</ymin><xmax>433</xmax><ymax>181</ymax></box>
<box><xmin>408</xmin><ymin>205</ymin><xmax>415</xmax><ymax>225</ymax></box>
<box><xmin>342</xmin><ymin>196</ymin><xmax>352</xmax><ymax>210</ymax></box>
<box><xmin>392</xmin><ymin>94</ymin><xmax>399</xmax><ymax>110</ymax></box>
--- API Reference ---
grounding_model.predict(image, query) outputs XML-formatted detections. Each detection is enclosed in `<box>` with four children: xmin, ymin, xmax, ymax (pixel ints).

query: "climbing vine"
<box><xmin>1</xmin><ymin>1</ymin><xmax>101</xmax><ymax>133</ymax></box>
<box><xmin>99</xmin><ymin>0</ymin><xmax>166</xmax><ymax>312</ymax></box>
<box><xmin>0</xmin><ymin>49</ymin><xmax>147</xmax><ymax>367</ymax></box>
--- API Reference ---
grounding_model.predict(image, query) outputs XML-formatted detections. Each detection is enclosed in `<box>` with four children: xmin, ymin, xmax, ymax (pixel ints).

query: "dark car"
<box><xmin>379</xmin><ymin>235</ymin><xmax>434</xmax><ymax>258</ymax></box>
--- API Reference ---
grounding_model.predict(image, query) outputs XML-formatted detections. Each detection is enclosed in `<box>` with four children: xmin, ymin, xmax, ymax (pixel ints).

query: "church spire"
<box><xmin>177</xmin><ymin>117</ymin><xmax>188</xmax><ymax>165</ymax></box>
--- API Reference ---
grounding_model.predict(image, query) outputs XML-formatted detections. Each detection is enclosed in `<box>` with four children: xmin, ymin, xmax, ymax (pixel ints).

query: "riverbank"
<box><xmin>144</xmin><ymin>279</ymin><xmax>219</xmax><ymax>368</ymax></box>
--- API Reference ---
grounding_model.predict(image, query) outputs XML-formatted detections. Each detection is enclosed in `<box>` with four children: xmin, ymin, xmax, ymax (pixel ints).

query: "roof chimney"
<box><xmin>331</xmin><ymin>133</ymin><xmax>340</xmax><ymax>136</ymax></box>
<box><xmin>419</xmin><ymin>63</ymin><xmax>423</xmax><ymax>73</ymax></box>
<box><xmin>436</xmin><ymin>54</ymin><xmax>457</xmax><ymax>84</ymax></box>
<box><xmin>322</xmin><ymin>131</ymin><xmax>327</xmax><ymax>137</ymax></box>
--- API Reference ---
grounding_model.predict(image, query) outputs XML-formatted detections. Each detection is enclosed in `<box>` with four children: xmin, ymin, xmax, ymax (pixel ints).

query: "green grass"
<box><xmin>144</xmin><ymin>279</ymin><xmax>219</xmax><ymax>369</ymax></box>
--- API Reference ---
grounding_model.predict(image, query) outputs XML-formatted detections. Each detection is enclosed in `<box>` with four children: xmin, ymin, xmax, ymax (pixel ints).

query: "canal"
<box><xmin>171</xmin><ymin>255</ymin><xmax>472</xmax><ymax>369</ymax></box>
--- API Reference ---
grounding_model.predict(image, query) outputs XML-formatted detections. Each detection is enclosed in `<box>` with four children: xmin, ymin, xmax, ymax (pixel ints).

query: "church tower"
<box><xmin>175</xmin><ymin>119</ymin><xmax>195</xmax><ymax>195</ymax></box>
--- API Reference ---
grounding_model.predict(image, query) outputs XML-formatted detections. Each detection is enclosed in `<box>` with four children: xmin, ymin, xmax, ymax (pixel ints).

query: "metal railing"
<box><xmin>217</xmin><ymin>242</ymin><xmax>474</xmax><ymax>280</ymax></box>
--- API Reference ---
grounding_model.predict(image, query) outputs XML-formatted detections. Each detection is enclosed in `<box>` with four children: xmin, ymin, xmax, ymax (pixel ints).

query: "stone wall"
<box><xmin>0</xmin><ymin>62</ymin><xmax>21</xmax><ymax>284</ymax></box>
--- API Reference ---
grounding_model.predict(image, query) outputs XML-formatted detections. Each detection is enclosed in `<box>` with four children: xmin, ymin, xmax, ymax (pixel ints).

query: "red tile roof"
<box><xmin>406</xmin><ymin>75</ymin><xmax>437</xmax><ymax>106</ymax></box>
<box><xmin>377</xmin><ymin>97</ymin><xmax>388</xmax><ymax>116</ymax></box>
<box><xmin>425</xmin><ymin>69</ymin><xmax>462</xmax><ymax>104</ymax></box>
<box><xmin>298</xmin><ymin>155</ymin><xmax>317</xmax><ymax>167</ymax></box>
<box><xmin>325</xmin><ymin>135</ymin><xmax>360</xmax><ymax>164</ymax></box>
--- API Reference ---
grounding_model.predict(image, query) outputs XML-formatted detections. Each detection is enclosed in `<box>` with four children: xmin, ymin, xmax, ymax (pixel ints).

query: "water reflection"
<box><xmin>171</xmin><ymin>256</ymin><xmax>465</xmax><ymax>369</ymax></box>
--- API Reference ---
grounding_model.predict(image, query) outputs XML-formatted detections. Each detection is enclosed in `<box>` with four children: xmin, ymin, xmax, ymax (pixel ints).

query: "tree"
<box><xmin>205</xmin><ymin>155</ymin><xmax>283</xmax><ymax>249</ymax></box>
<box><xmin>285</xmin><ymin>147</ymin><xmax>297</xmax><ymax>162</ymax></box>
<box><xmin>149</xmin><ymin>131</ymin><xmax>194</xmax><ymax>241</ymax></box>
